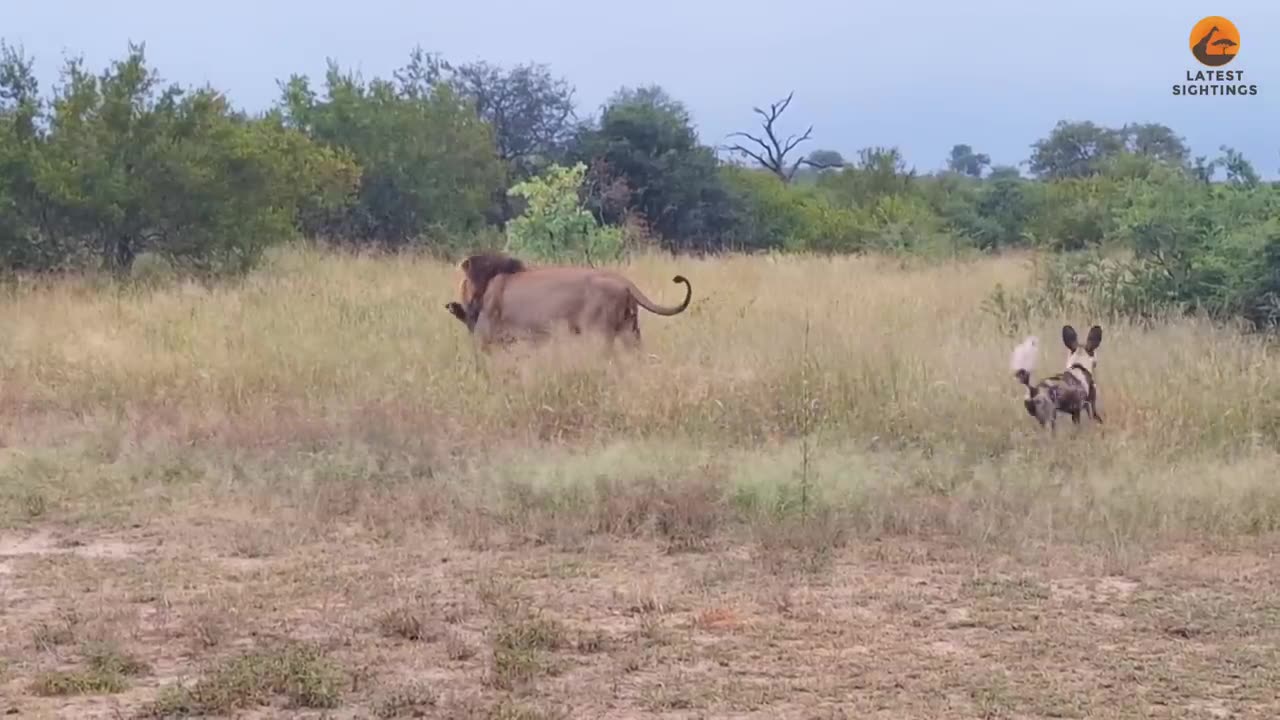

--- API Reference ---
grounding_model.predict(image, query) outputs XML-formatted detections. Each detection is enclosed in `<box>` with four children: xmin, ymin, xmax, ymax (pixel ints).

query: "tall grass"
<box><xmin>2</xmin><ymin>245</ymin><xmax>1279</xmax><ymax>548</ymax></box>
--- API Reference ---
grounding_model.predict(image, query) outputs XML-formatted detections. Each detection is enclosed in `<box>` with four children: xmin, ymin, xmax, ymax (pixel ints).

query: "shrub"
<box><xmin>504</xmin><ymin>162</ymin><xmax>623</xmax><ymax>264</ymax></box>
<box><xmin>721</xmin><ymin>166</ymin><xmax>867</xmax><ymax>253</ymax></box>
<box><xmin>1027</xmin><ymin>177</ymin><xmax>1113</xmax><ymax>251</ymax></box>
<box><xmin>0</xmin><ymin>44</ymin><xmax>358</xmax><ymax>275</ymax></box>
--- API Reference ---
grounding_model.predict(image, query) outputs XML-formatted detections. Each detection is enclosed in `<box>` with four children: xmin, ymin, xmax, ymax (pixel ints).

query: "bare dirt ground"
<box><xmin>4</xmin><ymin>518</ymin><xmax>1278</xmax><ymax>719</ymax></box>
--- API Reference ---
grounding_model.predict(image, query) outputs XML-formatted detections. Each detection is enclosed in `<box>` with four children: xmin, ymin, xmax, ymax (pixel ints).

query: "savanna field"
<box><xmin>3</xmin><ymin>246</ymin><xmax>1280</xmax><ymax>719</ymax></box>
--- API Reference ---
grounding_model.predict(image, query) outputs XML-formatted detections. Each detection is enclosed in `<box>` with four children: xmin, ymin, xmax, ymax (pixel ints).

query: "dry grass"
<box><xmin>2</xmin><ymin>244</ymin><xmax>1280</xmax><ymax>717</ymax></box>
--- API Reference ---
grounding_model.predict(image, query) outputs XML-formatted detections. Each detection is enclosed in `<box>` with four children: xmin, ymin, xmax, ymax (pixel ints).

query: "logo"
<box><xmin>1189</xmin><ymin>16</ymin><xmax>1239</xmax><ymax>66</ymax></box>
<box><xmin>1174</xmin><ymin>16</ymin><xmax>1257</xmax><ymax>96</ymax></box>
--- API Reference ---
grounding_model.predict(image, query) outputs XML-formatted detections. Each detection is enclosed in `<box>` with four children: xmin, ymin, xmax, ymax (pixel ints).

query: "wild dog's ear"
<box><xmin>1085</xmin><ymin>325</ymin><xmax>1102</xmax><ymax>353</ymax></box>
<box><xmin>1062</xmin><ymin>325</ymin><xmax>1079</xmax><ymax>352</ymax></box>
<box><xmin>460</xmin><ymin>256</ymin><xmax>472</xmax><ymax>271</ymax></box>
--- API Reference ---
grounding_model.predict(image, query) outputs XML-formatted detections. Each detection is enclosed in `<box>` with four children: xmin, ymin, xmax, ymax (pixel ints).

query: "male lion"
<box><xmin>444</xmin><ymin>252</ymin><xmax>692</xmax><ymax>352</ymax></box>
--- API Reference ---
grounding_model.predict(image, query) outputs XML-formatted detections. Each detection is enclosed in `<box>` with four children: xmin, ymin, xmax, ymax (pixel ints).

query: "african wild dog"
<box><xmin>1010</xmin><ymin>325</ymin><xmax>1103</xmax><ymax>433</ymax></box>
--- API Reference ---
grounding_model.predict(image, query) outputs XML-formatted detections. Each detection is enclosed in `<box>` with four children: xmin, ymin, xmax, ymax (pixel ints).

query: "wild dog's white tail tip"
<box><xmin>1010</xmin><ymin>335</ymin><xmax>1039</xmax><ymax>374</ymax></box>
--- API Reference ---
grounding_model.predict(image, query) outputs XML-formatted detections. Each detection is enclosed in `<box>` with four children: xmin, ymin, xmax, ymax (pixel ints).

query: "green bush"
<box><xmin>0</xmin><ymin>43</ymin><xmax>358</xmax><ymax>275</ymax></box>
<box><xmin>723</xmin><ymin>162</ymin><xmax>954</xmax><ymax>256</ymax></box>
<box><xmin>720</xmin><ymin>166</ymin><xmax>865</xmax><ymax>253</ymax></box>
<box><xmin>856</xmin><ymin>193</ymin><xmax>948</xmax><ymax>253</ymax></box>
<box><xmin>504</xmin><ymin>163</ymin><xmax>623</xmax><ymax>263</ymax></box>
<box><xmin>1107</xmin><ymin>178</ymin><xmax>1280</xmax><ymax>326</ymax></box>
<box><xmin>278</xmin><ymin>60</ymin><xmax>504</xmax><ymax>246</ymax></box>
<box><xmin>1007</xmin><ymin>174</ymin><xmax>1280</xmax><ymax>331</ymax></box>
<box><xmin>1026</xmin><ymin>178</ymin><xmax>1114</xmax><ymax>251</ymax></box>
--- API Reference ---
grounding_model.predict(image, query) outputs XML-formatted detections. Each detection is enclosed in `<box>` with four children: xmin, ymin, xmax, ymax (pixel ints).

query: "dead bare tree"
<box><xmin>725</xmin><ymin>91</ymin><xmax>840</xmax><ymax>182</ymax></box>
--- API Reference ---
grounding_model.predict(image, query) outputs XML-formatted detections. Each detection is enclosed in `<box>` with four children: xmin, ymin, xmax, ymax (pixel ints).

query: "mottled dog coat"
<box><xmin>1010</xmin><ymin>325</ymin><xmax>1103</xmax><ymax>432</ymax></box>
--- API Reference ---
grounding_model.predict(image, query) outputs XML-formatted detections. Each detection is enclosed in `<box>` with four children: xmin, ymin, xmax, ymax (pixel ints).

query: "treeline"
<box><xmin>1</xmin><ymin>42</ymin><xmax>1278</xmax><ymax>326</ymax></box>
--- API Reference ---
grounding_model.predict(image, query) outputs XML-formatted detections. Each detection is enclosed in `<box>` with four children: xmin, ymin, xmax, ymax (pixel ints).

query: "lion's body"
<box><xmin>447</xmin><ymin>253</ymin><xmax>691</xmax><ymax>352</ymax></box>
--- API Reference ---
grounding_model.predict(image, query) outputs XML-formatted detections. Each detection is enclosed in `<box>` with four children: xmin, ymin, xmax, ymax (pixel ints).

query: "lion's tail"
<box><xmin>629</xmin><ymin>275</ymin><xmax>692</xmax><ymax>316</ymax></box>
<box><xmin>1010</xmin><ymin>335</ymin><xmax>1039</xmax><ymax>393</ymax></box>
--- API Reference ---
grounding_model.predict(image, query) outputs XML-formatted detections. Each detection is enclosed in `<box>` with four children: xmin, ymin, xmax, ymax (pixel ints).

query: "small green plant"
<box><xmin>19</xmin><ymin>490</ymin><xmax>48</xmax><ymax>519</ymax></box>
<box><xmin>30</xmin><ymin>668</ymin><xmax>127</xmax><ymax>696</ymax></box>
<box><xmin>373</xmin><ymin>680</ymin><xmax>438</xmax><ymax>718</ymax></box>
<box><xmin>486</xmin><ymin>611</ymin><xmax>566</xmax><ymax>690</ymax></box>
<box><xmin>375</xmin><ymin>604</ymin><xmax>437</xmax><ymax>641</ymax></box>
<box><xmin>31</xmin><ymin>609</ymin><xmax>81</xmax><ymax>650</ymax></box>
<box><xmin>445</xmin><ymin>629</ymin><xmax>477</xmax><ymax>660</ymax></box>
<box><xmin>487</xmin><ymin>699</ymin><xmax>570</xmax><ymax>720</ymax></box>
<box><xmin>28</xmin><ymin>643</ymin><xmax>149</xmax><ymax>697</ymax></box>
<box><xmin>144</xmin><ymin>641</ymin><xmax>344</xmax><ymax>717</ymax></box>
<box><xmin>505</xmin><ymin>162</ymin><xmax>623</xmax><ymax>264</ymax></box>
<box><xmin>83</xmin><ymin>642</ymin><xmax>151</xmax><ymax>677</ymax></box>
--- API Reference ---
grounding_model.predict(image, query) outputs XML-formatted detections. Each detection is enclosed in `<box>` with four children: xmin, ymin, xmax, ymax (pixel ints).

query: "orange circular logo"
<box><xmin>1190</xmin><ymin>16</ymin><xmax>1240</xmax><ymax>66</ymax></box>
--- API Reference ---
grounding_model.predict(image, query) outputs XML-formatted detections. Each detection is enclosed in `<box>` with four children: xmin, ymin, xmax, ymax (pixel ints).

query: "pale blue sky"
<box><xmin>6</xmin><ymin>0</ymin><xmax>1278</xmax><ymax>177</ymax></box>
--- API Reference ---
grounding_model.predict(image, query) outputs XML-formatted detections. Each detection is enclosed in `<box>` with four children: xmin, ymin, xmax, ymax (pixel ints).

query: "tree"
<box><xmin>947</xmin><ymin>144</ymin><xmax>991</xmax><ymax>177</ymax></box>
<box><xmin>390</xmin><ymin>46</ymin><xmax>450</xmax><ymax>98</ymax></box>
<box><xmin>439</xmin><ymin>57</ymin><xmax>577</xmax><ymax>225</ymax></box>
<box><xmin>580</xmin><ymin>157</ymin><xmax>633</xmax><ymax>225</ymax></box>
<box><xmin>806</xmin><ymin>149</ymin><xmax>846</xmax><ymax>171</ymax></box>
<box><xmin>0</xmin><ymin>41</ymin><xmax>38</xmax><ymax>138</ymax></box>
<box><xmin>1027</xmin><ymin>120</ymin><xmax>1125</xmax><ymax>179</ymax></box>
<box><xmin>973</xmin><ymin>168</ymin><xmax>1033</xmax><ymax>249</ymax></box>
<box><xmin>1217</xmin><ymin>145</ymin><xmax>1259</xmax><ymax>187</ymax></box>
<box><xmin>391</xmin><ymin>47</ymin><xmax>577</xmax><ymax>181</ymax></box>
<box><xmin>0</xmin><ymin>41</ymin><xmax>49</xmax><ymax>269</ymax></box>
<box><xmin>572</xmin><ymin>85</ymin><xmax>735</xmax><ymax>249</ymax></box>
<box><xmin>988</xmin><ymin>165</ymin><xmax>1023</xmax><ymax>180</ymax></box>
<box><xmin>819</xmin><ymin>146</ymin><xmax>916</xmax><ymax>206</ymax></box>
<box><xmin>1121</xmin><ymin>123</ymin><xmax>1190</xmax><ymax>166</ymax></box>
<box><xmin>1191</xmin><ymin>155</ymin><xmax>1217</xmax><ymax>184</ymax></box>
<box><xmin>19</xmin><ymin>44</ymin><xmax>357</xmax><ymax>274</ymax></box>
<box><xmin>278</xmin><ymin>57</ymin><xmax>505</xmax><ymax>245</ymax></box>
<box><xmin>444</xmin><ymin>59</ymin><xmax>577</xmax><ymax>180</ymax></box>
<box><xmin>726</xmin><ymin>91</ymin><xmax>829</xmax><ymax>183</ymax></box>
